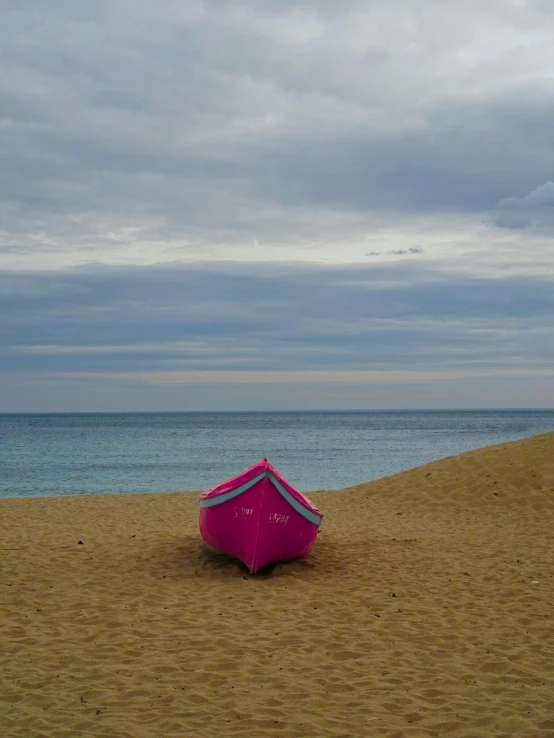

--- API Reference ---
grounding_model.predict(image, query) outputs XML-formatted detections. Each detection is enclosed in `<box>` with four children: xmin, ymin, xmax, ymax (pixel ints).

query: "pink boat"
<box><xmin>198</xmin><ymin>458</ymin><xmax>323</xmax><ymax>574</ymax></box>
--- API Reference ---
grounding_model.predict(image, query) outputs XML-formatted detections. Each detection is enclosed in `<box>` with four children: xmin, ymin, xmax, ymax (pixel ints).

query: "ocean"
<box><xmin>0</xmin><ymin>410</ymin><xmax>553</xmax><ymax>499</ymax></box>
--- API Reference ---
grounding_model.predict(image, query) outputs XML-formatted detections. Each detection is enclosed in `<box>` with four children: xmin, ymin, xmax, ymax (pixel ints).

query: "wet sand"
<box><xmin>1</xmin><ymin>432</ymin><xmax>553</xmax><ymax>737</ymax></box>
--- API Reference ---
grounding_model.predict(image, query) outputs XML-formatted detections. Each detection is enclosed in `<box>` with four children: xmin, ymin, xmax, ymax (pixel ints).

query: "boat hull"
<box><xmin>199</xmin><ymin>464</ymin><xmax>322</xmax><ymax>574</ymax></box>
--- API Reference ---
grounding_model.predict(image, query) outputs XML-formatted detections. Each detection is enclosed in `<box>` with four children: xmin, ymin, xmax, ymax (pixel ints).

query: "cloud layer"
<box><xmin>2</xmin><ymin>0</ymin><xmax>554</xmax><ymax>268</ymax></box>
<box><xmin>1</xmin><ymin>262</ymin><xmax>553</xmax><ymax>410</ymax></box>
<box><xmin>1</xmin><ymin>1</ymin><xmax>554</xmax><ymax>409</ymax></box>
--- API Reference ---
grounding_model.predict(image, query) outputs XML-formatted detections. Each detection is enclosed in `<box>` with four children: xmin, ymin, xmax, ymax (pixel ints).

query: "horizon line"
<box><xmin>1</xmin><ymin>408</ymin><xmax>554</xmax><ymax>416</ymax></box>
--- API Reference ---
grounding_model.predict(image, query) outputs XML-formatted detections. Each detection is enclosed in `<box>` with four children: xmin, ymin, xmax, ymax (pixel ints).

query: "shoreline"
<box><xmin>3</xmin><ymin>410</ymin><xmax>553</xmax><ymax>499</ymax></box>
<box><xmin>2</xmin><ymin>432</ymin><xmax>553</xmax><ymax>737</ymax></box>
<box><xmin>2</xmin><ymin>429</ymin><xmax>553</xmax><ymax>502</ymax></box>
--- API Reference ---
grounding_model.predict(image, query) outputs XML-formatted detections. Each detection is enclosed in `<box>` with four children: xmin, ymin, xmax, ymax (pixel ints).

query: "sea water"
<box><xmin>0</xmin><ymin>410</ymin><xmax>553</xmax><ymax>498</ymax></box>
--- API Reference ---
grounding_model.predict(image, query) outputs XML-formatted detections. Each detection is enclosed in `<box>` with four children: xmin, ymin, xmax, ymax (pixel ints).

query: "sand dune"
<box><xmin>1</xmin><ymin>432</ymin><xmax>553</xmax><ymax>737</ymax></box>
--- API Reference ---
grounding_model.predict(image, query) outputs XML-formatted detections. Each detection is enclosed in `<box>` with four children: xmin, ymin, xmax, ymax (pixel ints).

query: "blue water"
<box><xmin>0</xmin><ymin>411</ymin><xmax>552</xmax><ymax>498</ymax></box>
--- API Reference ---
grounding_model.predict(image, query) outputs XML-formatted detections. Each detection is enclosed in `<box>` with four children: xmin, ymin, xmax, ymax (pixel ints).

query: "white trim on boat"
<box><xmin>198</xmin><ymin>471</ymin><xmax>266</xmax><ymax>508</ymax></box>
<box><xmin>199</xmin><ymin>470</ymin><xmax>323</xmax><ymax>526</ymax></box>
<box><xmin>267</xmin><ymin>474</ymin><xmax>323</xmax><ymax>526</ymax></box>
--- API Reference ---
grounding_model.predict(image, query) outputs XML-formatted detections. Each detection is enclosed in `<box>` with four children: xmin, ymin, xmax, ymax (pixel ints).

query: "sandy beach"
<box><xmin>1</xmin><ymin>432</ymin><xmax>553</xmax><ymax>738</ymax></box>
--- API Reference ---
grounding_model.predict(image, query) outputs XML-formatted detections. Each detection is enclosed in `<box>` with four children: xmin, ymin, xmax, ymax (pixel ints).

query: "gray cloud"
<box><xmin>2</xmin><ymin>2</ymin><xmax>554</xmax><ymax>409</ymax></box>
<box><xmin>2</xmin><ymin>261</ymin><xmax>553</xmax><ymax>409</ymax></box>
<box><xmin>2</xmin><ymin>0</ymin><xmax>554</xmax><ymax>259</ymax></box>
<box><xmin>2</xmin><ymin>261</ymin><xmax>553</xmax><ymax>373</ymax></box>
<box><xmin>391</xmin><ymin>247</ymin><xmax>423</xmax><ymax>255</ymax></box>
<box><xmin>492</xmin><ymin>181</ymin><xmax>554</xmax><ymax>230</ymax></box>
<box><xmin>367</xmin><ymin>247</ymin><xmax>423</xmax><ymax>256</ymax></box>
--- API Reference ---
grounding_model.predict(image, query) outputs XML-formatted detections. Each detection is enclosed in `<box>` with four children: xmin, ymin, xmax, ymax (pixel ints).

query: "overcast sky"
<box><xmin>1</xmin><ymin>0</ymin><xmax>553</xmax><ymax>410</ymax></box>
